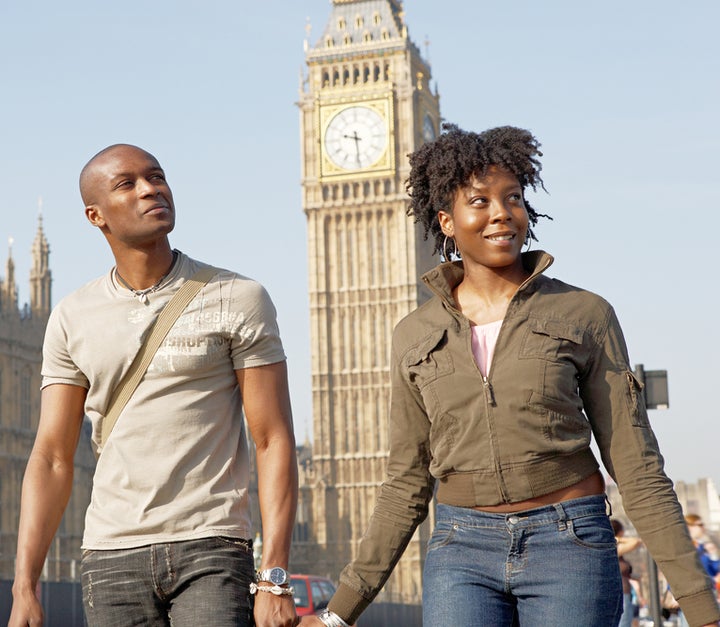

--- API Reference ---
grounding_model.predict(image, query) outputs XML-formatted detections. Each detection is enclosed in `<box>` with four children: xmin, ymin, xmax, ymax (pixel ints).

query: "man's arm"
<box><xmin>10</xmin><ymin>383</ymin><xmax>87</xmax><ymax>627</ymax></box>
<box><xmin>237</xmin><ymin>361</ymin><xmax>298</xmax><ymax>627</ymax></box>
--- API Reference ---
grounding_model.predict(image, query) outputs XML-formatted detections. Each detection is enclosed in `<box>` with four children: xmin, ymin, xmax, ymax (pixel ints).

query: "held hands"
<box><xmin>253</xmin><ymin>591</ymin><xmax>298</xmax><ymax>627</ymax></box>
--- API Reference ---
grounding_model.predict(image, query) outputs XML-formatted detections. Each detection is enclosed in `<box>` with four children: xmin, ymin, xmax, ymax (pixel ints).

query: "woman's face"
<box><xmin>438</xmin><ymin>166</ymin><xmax>529</xmax><ymax>271</ymax></box>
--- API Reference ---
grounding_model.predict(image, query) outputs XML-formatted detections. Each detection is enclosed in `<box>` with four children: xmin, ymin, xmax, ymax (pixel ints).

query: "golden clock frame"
<box><xmin>318</xmin><ymin>97</ymin><xmax>395</xmax><ymax>179</ymax></box>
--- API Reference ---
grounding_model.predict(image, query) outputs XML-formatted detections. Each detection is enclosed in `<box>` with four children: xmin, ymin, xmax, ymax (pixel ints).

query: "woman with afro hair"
<box><xmin>301</xmin><ymin>125</ymin><xmax>720</xmax><ymax>627</ymax></box>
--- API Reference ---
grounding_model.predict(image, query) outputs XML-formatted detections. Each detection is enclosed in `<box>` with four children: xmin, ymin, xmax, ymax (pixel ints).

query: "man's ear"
<box><xmin>438</xmin><ymin>210</ymin><xmax>454</xmax><ymax>238</ymax></box>
<box><xmin>85</xmin><ymin>205</ymin><xmax>105</xmax><ymax>228</ymax></box>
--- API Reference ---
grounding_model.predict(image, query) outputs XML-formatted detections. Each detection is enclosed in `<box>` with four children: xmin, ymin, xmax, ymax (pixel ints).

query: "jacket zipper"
<box><xmin>482</xmin><ymin>375</ymin><xmax>497</xmax><ymax>407</ymax></box>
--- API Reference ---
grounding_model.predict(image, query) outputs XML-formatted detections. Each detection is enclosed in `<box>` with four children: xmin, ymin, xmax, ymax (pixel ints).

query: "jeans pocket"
<box><xmin>427</xmin><ymin>521</ymin><xmax>458</xmax><ymax>552</ymax></box>
<box><xmin>214</xmin><ymin>536</ymin><xmax>254</xmax><ymax>556</ymax></box>
<box><xmin>567</xmin><ymin>514</ymin><xmax>617</xmax><ymax>550</ymax></box>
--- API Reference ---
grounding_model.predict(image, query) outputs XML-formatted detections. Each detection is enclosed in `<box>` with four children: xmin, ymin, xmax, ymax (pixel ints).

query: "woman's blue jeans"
<box><xmin>81</xmin><ymin>536</ymin><xmax>254</xmax><ymax>626</ymax></box>
<box><xmin>422</xmin><ymin>495</ymin><xmax>623</xmax><ymax>626</ymax></box>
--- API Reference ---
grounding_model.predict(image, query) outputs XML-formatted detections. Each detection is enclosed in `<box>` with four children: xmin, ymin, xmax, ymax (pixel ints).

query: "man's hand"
<box><xmin>8</xmin><ymin>582</ymin><xmax>43</xmax><ymax>626</ymax></box>
<box><xmin>252</xmin><ymin>592</ymin><xmax>297</xmax><ymax>627</ymax></box>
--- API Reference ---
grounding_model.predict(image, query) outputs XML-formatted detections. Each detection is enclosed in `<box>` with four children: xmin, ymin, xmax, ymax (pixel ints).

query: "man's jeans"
<box><xmin>422</xmin><ymin>495</ymin><xmax>623</xmax><ymax>626</ymax></box>
<box><xmin>81</xmin><ymin>536</ymin><xmax>254</xmax><ymax>626</ymax></box>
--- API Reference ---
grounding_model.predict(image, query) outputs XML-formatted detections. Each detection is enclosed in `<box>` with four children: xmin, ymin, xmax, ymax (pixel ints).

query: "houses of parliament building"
<box><xmin>0</xmin><ymin>217</ymin><xmax>95</xmax><ymax>581</ymax></box>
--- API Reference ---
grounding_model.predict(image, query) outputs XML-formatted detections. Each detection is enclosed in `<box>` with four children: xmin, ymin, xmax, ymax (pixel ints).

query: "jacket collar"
<box><xmin>421</xmin><ymin>250</ymin><xmax>555</xmax><ymax>308</ymax></box>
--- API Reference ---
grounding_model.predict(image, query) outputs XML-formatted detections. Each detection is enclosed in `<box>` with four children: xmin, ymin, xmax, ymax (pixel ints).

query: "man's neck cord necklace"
<box><xmin>115</xmin><ymin>251</ymin><xmax>178</xmax><ymax>305</ymax></box>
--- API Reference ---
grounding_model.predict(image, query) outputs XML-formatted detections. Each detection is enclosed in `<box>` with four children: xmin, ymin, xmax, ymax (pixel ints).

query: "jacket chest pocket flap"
<box><xmin>404</xmin><ymin>329</ymin><xmax>454</xmax><ymax>388</ymax></box>
<box><xmin>520</xmin><ymin>318</ymin><xmax>586</xmax><ymax>361</ymax></box>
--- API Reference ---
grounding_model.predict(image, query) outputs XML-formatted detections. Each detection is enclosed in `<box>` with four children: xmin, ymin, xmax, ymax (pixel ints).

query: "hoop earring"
<box><xmin>443</xmin><ymin>236</ymin><xmax>458</xmax><ymax>261</ymax></box>
<box><xmin>523</xmin><ymin>235</ymin><xmax>532</xmax><ymax>253</ymax></box>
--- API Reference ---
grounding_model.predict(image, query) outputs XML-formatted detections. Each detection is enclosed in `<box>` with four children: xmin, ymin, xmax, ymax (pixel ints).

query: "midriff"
<box><xmin>473</xmin><ymin>471</ymin><xmax>606</xmax><ymax>513</ymax></box>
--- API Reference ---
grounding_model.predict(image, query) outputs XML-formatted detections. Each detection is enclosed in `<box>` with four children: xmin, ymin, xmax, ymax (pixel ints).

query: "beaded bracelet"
<box><xmin>249</xmin><ymin>582</ymin><xmax>295</xmax><ymax>596</ymax></box>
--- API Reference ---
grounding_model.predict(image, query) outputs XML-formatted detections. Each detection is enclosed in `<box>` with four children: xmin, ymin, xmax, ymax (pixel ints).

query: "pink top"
<box><xmin>470</xmin><ymin>319</ymin><xmax>503</xmax><ymax>377</ymax></box>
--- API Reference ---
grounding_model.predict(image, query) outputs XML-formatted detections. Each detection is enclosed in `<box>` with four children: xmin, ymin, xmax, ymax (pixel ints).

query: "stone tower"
<box><xmin>297</xmin><ymin>0</ymin><xmax>440</xmax><ymax>606</ymax></box>
<box><xmin>30</xmin><ymin>214</ymin><xmax>52</xmax><ymax>317</ymax></box>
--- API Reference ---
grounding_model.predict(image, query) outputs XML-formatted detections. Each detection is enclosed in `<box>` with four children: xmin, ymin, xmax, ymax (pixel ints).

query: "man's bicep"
<box><xmin>235</xmin><ymin>361</ymin><xmax>293</xmax><ymax>448</ymax></box>
<box><xmin>33</xmin><ymin>383</ymin><xmax>88</xmax><ymax>462</ymax></box>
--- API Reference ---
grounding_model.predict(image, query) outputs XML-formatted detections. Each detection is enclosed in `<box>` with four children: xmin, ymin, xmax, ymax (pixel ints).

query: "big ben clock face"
<box><xmin>324</xmin><ymin>105</ymin><xmax>388</xmax><ymax>170</ymax></box>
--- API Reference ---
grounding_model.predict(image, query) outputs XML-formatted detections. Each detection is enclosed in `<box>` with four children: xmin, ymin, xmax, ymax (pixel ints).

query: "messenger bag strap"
<box><xmin>99</xmin><ymin>266</ymin><xmax>218</xmax><ymax>454</ymax></box>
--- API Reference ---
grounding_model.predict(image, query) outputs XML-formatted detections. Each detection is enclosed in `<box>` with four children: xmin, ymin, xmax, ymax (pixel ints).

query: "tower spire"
<box><xmin>2</xmin><ymin>237</ymin><xmax>18</xmax><ymax>312</ymax></box>
<box><xmin>30</xmin><ymin>203</ymin><xmax>51</xmax><ymax>316</ymax></box>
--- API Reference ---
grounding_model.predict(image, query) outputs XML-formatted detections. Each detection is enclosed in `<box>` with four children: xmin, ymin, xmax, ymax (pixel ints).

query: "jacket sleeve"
<box><xmin>581</xmin><ymin>306</ymin><xmax>720</xmax><ymax>626</ymax></box>
<box><xmin>328</xmin><ymin>337</ymin><xmax>435</xmax><ymax>625</ymax></box>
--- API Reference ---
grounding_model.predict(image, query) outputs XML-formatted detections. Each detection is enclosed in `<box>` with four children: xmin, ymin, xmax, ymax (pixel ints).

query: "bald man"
<box><xmin>10</xmin><ymin>145</ymin><xmax>298</xmax><ymax>627</ymax></box>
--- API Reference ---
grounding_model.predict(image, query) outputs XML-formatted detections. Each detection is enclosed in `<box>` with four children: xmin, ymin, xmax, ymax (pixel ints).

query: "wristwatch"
<box><xmin>256</xmin><ymin>566</ymin><xmax>290</xmax><ymax>586</ymax></box>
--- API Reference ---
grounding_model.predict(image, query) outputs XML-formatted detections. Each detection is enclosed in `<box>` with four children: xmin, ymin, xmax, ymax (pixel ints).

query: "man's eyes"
<box><xmin>114</xmin><ymin>174</ymin><xmax>165</xmax><ymax>189</ymax></box>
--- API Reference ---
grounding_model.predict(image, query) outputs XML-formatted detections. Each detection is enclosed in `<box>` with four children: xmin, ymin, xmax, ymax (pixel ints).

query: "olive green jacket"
<box><xmin>330</xmin><ymin>251</ymin><xmax>719</xmax><ymax>626</ymax></box>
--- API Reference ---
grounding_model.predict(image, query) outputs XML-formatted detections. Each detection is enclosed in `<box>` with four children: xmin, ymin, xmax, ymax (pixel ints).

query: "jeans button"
<box><xmin>508</xmin><ymin>515</ymin><xmax>520</xmax><ymax>525</ymax></box>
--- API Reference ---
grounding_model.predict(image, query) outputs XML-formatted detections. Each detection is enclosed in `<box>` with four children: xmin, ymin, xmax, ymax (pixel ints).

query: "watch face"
<box><xmin>422</xmin><ymin>114</ymin><xmax>436</xmax><ymax>142</ymax></box>
<box><xmin>269</xmin><ymin>567</ymin><xmax>287</xmax><ymax>585</ymax></box>
<box><xmin>324</xmin><ymin>105</ymin><xmax>388</xmax><ymax>170</ymax></box>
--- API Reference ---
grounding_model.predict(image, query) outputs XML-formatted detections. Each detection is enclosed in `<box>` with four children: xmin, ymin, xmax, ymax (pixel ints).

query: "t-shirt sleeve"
<box><xmin>41</xmin><ymin>304</ymin><xmax>90</xmax><ymax>390</ymax></box>
<box><xmin>229</xmin><ymin>279</ymin><xmax>286</xmax><ymax>370</ymax></box>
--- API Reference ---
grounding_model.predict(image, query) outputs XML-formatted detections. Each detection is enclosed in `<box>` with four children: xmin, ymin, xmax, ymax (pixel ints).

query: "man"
<box><xmin>9</xmin><ymin>144</ymin><xmax>298</xmax><ymax>626</ymax></box>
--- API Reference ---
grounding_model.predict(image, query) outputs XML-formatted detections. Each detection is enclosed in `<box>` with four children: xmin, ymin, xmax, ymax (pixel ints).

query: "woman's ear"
<box><xmin>438</xmin><ymin>210</ymin><xmax>454</xmax><ymax>238</ymax></box>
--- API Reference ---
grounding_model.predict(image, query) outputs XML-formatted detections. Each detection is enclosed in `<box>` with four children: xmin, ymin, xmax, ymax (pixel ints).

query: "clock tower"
<box><xmin>298</xmin><ymin>0</ymin><xmax>440</xmax><ymax>608</ymax></box>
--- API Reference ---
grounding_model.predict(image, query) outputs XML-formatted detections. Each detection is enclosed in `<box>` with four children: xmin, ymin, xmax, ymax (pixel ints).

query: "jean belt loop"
<box><xmin>605</xmin><ymin>495</ymin><xmax>613</xmax><ymax>517</ymax></box>
<box><xmin>553</xmin><ymin>502</ymin><xmax>568</xmax><ymax>531</ymax></box>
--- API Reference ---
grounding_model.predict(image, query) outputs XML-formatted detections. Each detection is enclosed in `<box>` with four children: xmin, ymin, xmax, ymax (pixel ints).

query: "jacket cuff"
<box><xmin>328</xmin><ymin>582</ymin><xmax>371</xmax><ymax>626</ymax></box>
<box><xmin>678</xmin><ymin>588</ymin><xmax>720</xmax><ymax>627</ymax></box>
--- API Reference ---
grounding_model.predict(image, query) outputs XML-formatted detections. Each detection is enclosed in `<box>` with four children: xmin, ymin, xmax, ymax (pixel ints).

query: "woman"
<box><xmin>300</xmin><ymin>124</ymin><xmax>720</xmax><ymax>627</ymax></box>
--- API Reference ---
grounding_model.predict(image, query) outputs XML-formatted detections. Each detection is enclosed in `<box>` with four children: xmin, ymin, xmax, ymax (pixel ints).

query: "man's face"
<box><xmin>84</xmin><ymin>145</ymin><xmax>175</xmax><ymax>246</ymax></box>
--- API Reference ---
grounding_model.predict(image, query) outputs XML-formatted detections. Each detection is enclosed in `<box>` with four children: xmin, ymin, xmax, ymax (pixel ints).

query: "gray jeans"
<box><xmin>81</xmin><ymin>536</ymin><xmax>254</xmax><ymax>626</ymax></box>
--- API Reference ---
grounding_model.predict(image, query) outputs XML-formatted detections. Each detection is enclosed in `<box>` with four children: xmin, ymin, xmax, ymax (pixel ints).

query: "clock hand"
<box><xmin>343</xmin><ymin>131</ymin><xmax>362</xmax><ymax>165</ymax></box>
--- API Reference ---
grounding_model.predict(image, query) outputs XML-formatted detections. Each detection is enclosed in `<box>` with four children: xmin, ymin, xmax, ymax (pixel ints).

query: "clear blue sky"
<box><xmin>1</xmin><ymin>1</ymin><xmax>718</xmax><ymax>488</ymax></box>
